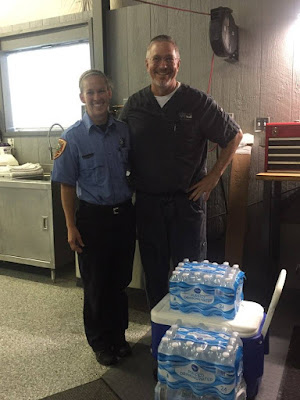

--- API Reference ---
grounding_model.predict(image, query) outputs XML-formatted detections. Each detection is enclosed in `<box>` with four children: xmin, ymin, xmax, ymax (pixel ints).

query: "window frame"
<box><xmin>0</xmin><ymin>16</ymin><xmax>94</xmax><ymax>137</ymax></box>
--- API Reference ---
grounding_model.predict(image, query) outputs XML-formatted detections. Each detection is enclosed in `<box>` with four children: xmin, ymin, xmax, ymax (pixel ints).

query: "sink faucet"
<box><xmin>48</xmin><ymin>123</ymin><xmax>64</xmax><ymax>160</ymax></box>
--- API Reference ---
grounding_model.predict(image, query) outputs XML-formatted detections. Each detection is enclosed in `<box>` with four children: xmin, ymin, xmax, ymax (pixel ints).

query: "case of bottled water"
<box><xmin>169</xmin><ymin>260</ymin><xmax>245</xmax><ymax>320</ymax></box>
<box><xmin>155</xmin><ymin>325</ymin><xmax>244</xmax><ymax>400</ymax></box>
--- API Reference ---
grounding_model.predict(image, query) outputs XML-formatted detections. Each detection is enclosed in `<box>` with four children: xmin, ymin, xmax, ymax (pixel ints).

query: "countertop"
<box><xmin>0</xmin><ymin>174</ymin><xmax>51</xmax><ymax>189</ymax></box>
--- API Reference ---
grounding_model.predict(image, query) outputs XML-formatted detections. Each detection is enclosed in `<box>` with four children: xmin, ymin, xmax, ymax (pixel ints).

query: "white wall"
<box><xmin>0</xmin><ymin>0</ymin><xmax>84</xmax><ymax>27</ymax></box>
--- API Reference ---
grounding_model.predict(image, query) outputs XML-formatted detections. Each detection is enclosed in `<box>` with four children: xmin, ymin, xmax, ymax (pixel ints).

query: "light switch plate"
<box><xmin>255</xmin><ymin>117</ymin><xmax>270</xmax><ymax>132</ymax></box>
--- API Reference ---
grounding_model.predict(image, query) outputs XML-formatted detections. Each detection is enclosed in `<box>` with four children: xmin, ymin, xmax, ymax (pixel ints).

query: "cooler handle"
<box><xmin>261</xmin><ymin>269</ymin><xmax>287</xmax><ymax>338</ymax></box>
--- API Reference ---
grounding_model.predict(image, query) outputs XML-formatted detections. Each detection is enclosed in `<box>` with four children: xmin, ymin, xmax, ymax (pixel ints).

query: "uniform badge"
<box><xmin>54</xmin><ymin>138</ymin><xmax>67</xmax><ymax>159</ymax></box>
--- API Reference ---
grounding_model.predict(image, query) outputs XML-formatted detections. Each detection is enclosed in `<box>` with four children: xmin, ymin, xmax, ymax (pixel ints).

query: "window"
<box><xmin>0</xmin><ymin>20</ymin><xmax>92</xmax><ymax>132</ymax></box>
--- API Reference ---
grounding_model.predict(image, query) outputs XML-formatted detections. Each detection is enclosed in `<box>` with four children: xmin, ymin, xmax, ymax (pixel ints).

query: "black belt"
<box><xmin>79</xmin><ymin>199</ymin><xmax>132</xmax><ymax>215</ymax></box>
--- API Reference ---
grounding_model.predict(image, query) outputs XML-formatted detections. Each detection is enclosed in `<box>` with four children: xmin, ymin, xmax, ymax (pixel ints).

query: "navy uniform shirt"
<box><xmin>120</xmin><ymin>84</ymin><xmax>241</xmax><ymax>194</ymax></box>
<box><xmin>51</xmin><ymin>112</ymin><xmax>132</xmax><ymax>205</ymax></box>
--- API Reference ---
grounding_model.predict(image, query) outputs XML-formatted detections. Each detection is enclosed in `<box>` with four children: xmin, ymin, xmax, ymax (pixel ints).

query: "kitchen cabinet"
<box><xmin>0</xmin><ymin>177</ymin><xmax>74</xmax><ymax>281</ymax></box>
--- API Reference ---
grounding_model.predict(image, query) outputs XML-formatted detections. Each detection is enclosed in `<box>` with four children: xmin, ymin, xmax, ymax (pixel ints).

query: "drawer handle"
<box><xmin>42</xmin><ymin>216</ymin><xmax>48</xmax><ymax>230</ymax></box>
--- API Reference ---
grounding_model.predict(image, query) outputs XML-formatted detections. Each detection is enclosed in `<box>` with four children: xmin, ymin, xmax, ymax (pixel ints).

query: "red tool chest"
<box><xmin>265</xmin><ymin>122</ymin><xmax>300</xmax><ymax>172</ymax></box>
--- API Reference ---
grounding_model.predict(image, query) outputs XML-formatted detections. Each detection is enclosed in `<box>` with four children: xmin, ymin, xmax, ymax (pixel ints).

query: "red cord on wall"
<box><xmin>134</xmin><ymin>0</ymin><xmax>211</xmax><ymax>16</ymax></box>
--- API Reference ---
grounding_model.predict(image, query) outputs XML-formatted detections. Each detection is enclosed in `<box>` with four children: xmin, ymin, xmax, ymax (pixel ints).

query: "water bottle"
<box><xmin>213</xmin><ymin>274</ymin><xmax>223</xmax><ymax>287</ymax></box>
<box><xmin>193</xmin><ymin>345</ymin><xmax>206</xmax><ymax>363</ymax></box>
<box><xmin>208</xmin><ymin>345</ymin><xmax>219</xmax><ymax>363</ymax></box>
<box><xmin>170</xmin><ymin>270</ymin><xmax>181</xmax><ymax>283</ymax></box>
<box><xmin>194</xmin><ymin>271</ymin><xmax>204</xmax><ymax>285</ymax></box>
<box><xmin>182</xmin><ymin>340</ymin><xmax>195</xmax><ymax>360</ymax></box>
<box><xmin>181</xmin><ymin>272</ymin><xmax>191</xmax><ymax>285</ymax></box>
<box><xmin>203</xmin><ymin>273</ymin><xmax>213</xmax><ymax>286</ymax></box>
<box><xmin>158</xmin><ymin>336</ymin><xmax>172</xmax><ymax>357</ymax></box>
<box><xmin>215</xmin><ymin>350</ymin><xmax>231</xmax><ymax>367</ymax></box>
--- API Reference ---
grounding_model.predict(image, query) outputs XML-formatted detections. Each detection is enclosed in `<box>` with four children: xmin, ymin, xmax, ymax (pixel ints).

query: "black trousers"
<box><xmin>136</xmin><ymin>191</ymin><xmax>207</xmax><ymax>310</ymax></box>
<box><xmin>76</xmin><ymin>200</ymin><xmax>136</xmax><ymax>352</ymax></box>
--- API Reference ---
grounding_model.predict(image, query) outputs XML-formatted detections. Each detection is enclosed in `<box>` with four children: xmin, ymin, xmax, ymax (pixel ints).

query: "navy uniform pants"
<box><xmin>76</xmin><ymin>200</ymin><xmax>136</xmax><ymax>352</ymax></box>
<box><xmin>136</xmin><ymin>191</ymin><xmax>207</xmax><ymax>310</ymax></box>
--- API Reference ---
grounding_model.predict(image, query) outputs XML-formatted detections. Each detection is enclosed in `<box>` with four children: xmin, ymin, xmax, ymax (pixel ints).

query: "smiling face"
<box><xmin>79</xmin><ymin>74</ymin><xmax>112</xmax><ymax>125</ymax></box>
<box><xmin>146</xmin><ymin>41</ymin><xmax>181</xmax><ymax>96</ymax></box>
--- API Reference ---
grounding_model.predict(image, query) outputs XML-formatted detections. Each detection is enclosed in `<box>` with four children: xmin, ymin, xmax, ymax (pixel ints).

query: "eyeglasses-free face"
<box><xmin>79</xmin><ymin>75</ymin><xmax>112</xmax><ymax>125</ymax></box>
<box><xmin>146</xmin><ymin>41</ymin><xmax>181</xmax><ymax>96</ymax></box>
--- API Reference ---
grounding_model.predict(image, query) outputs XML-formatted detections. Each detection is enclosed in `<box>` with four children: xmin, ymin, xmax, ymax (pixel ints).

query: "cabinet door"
<box><xmin>0</xmin><ymin>186</ymin><xmax>54</xmax><ymax>266</ymax></box>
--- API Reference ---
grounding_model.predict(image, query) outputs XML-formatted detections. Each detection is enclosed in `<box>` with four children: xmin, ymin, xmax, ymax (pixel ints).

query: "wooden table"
<box><xmin>256</xmin><ymin>172</ymin><xmax>300</xmax><ymax>296</ymax></box>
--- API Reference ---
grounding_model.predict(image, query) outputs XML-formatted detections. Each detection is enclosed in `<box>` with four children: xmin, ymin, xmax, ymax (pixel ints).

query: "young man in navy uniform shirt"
<box><xmin>52</xmin><ymin>70</ymin><xmax>135</xmax><ymax>366</ymax></box>
<box><xmin>120</xmin><ymin>35</ymin><xmax>243</xmax><ymax>310</ymax></box>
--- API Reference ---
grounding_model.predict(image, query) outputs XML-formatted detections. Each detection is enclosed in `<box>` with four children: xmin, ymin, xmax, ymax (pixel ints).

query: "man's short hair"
<box><xmin>79</xmin><ymin>69</ymin><xmax>112</xmax><ymax>92</ymax></box>
<box><xmin>146</xmin><ymin>35</ymin><xmax>180</xmax><ymax>59</ymax></box>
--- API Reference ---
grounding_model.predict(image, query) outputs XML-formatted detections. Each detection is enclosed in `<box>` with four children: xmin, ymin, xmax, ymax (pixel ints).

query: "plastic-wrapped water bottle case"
<box><xmin>156</xmin><ymin>324</ymin><xmax>245</xmax><ymax>400</ymax></box>
<box><xmin>169</xmin><ymin>260</ymin><xmax>245</xmax><ymax>319</ymax></box>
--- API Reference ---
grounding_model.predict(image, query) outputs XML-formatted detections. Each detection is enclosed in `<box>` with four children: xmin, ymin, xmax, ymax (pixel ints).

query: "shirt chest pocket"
<box><xmin>80</xmin><ymin>153</ymin><xmax>106</xmax><ymax>185</ymax></box>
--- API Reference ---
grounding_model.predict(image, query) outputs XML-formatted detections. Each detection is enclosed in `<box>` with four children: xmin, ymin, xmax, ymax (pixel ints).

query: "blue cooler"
<box><xmin>151</xmin><ymin>294</ymin><xmax>269</xmax><ymax>399</ymax></box>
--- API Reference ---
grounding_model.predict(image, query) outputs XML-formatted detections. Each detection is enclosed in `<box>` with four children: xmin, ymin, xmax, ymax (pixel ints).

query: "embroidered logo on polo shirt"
<box><xmin>179</xmin><ymin>112</ymin><xmax>193</xmax><ymax>120</ymax></box>
<box><xmin>54</xmin><ymin>139</ymin><xmax>67</xmax><ymax>159</ymax></box>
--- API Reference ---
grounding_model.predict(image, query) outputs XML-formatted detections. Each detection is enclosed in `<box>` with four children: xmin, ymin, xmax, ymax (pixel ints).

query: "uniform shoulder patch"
<box><xmin>54</xmin><ymin>138</ymin><xmax>67</xmax><ymax>159</ymax></box>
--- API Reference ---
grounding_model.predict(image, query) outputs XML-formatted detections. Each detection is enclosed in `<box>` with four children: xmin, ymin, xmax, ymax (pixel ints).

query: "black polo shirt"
<box><xmin>120</xmin><ymin>84</ymin><xmax>240</xmax><ymax>194</ymax></box>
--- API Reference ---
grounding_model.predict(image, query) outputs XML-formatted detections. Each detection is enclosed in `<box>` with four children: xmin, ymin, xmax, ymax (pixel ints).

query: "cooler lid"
<box><xmin>151</xmin><ymin>294</ymin><xmax>264</xmax><ymax>338</ymax></box>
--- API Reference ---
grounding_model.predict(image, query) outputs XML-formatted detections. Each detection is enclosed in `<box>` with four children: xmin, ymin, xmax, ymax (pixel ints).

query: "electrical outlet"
<box><xmin>255</xmin><ymin>117</ymin><xmax>270</xmax><ymax>132</ymax></box>
<box><xmin>7</xmin><ymin>138</ymin><xmax>14</xmax><ymax>148</ymax></box>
